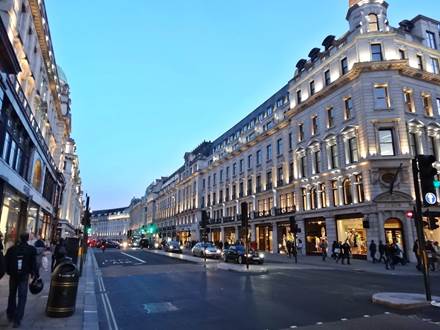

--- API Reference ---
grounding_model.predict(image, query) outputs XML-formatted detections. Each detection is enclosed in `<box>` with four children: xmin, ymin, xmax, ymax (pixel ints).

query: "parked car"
<box><xmin>163</xmin><ymin>241</ymin><xmax>183</xmax><ymax>253</ymax></box>
<box><xmin>191</xmin><ymin>242</ymin><xmax>221</xmax><ymax>259</ymax></box>
<box><xmin>223</xmin><ymin>245</ymin><xmax>265</xmax><ymax>264</ymax></box>
<box><xmin>105</xmin><ymin>241</ymin><xmax>120</xmax><ymax>249</ymax></box>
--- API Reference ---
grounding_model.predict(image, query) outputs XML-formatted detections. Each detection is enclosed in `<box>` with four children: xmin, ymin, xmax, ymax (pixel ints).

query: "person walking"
<box><xmin>369</xmin><ymin>240</ymin><xmax>377</xmax><ymax>263</ymax></box>
<box><xmin>426</xmin><ymin>241</ymin><xmax>437</xmax><ymax>271</ymax></box>
<box><xmin>434</xmin><ymin>241</ymin><xmax>440</xmax><ymax>271</ymax></box>
<box><xmin>286</xmin><ymin>239</ymin><xmax>292</xmax><ymax>258</ymax></box>
<box><xmin>34</xmin><ymin>235</ymin><xmax>45</xmax><ymax>275</ymax></box>
<box><xmin>335</xmin><ymin>241</ymin><xmax>343</xmax><ymax>263</ymax></box>
<box><xmin>101</xmin><ymin>240</ymin><xmax>106</xmax><ymax>253</ymax></box>
<box><xmin>5</xmin><ymin>233</ymin><xmax>39</xmax><ymax>328</ymax></box>
<box><xmin>51</xmin><ymin>238</ymin><xmax>67</xmax><ymax>271</ymax></box>
<box><xmin>413</xmin><ymin>239</ymin><xmax>421</xmax><ymax>271</ymax></box>
<box><xmin>320</xmin><ymin>239</ymin><xmax>328</xmax><ymax>261</ymax></box>
<box><xmin>0</xmin><ymin>232</ymin><xmax>5</xmax><ymax>279</ymax></box>
<box><xmin>331</xmin><ymin>241</ymin><xmax>337</xmax><ymax>259</ymax></box>
<box><xmin>385</xmin><ymin>241</ymin><xmax>395</xmax><ymax>270</ymax></box>
<box><xmin>378</xmin><ymin>240</ymin><xmax>386</xmax><ymax>263</ymax></box>
<box><xmin>297</xmin><ymin>239</ymin><xmax>303</xmax><ymax>255</ymax></box>
<box><xmin>341</xmin><ymin>240</ymin><xmax>351</xmax><ymax>265</ymax></box>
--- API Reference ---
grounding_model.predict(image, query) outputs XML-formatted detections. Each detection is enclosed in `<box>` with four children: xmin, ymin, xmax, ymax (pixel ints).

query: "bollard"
<box><xmin>46</xmin><ymin>260</ymin><xmax>80</xmax><ymax>317</ymax></box>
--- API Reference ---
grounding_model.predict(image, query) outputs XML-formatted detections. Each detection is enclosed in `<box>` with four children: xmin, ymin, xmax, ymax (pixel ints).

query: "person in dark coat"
<box><xmin>369</xmin><ymin>240</ymin><xmax>377</xmax><ymax>263</ymax></box>
<box><xmin>385</xmin><ymin>242</ymin><xmax>395</xmax><ymax>270</ymax></box>
<box><xmin>5</xmin><ymin>233</ymin><xmax>38</xmax><ymax>328</ymax></box>
<box><xmin>341</xmin><ymin>240</ymin><xmax>351</xmax><ymax>265</ymax></box>
<box><xmin>331</xmin><ymin>241</ymin><xmax>337</xmax><ymax>259</ymax></box>
<box><xmin>51</xmin><ymin>238</ymin><xmax>67</xmax><ymax>271</ymax></box>
<box><xmin>335</xmin><ymin>241</ymin><xmax>343</xmax><ymax>263</ymax></box>
<box><xmin>378</xmin><ymin>240</ymin><xmax>386</xmax><ymax>263</ymax></box>
<box><xmin>413</xmin><ymin>239</ymin><xmax>421</xmax><ymax>271</ymax></box>
<box><xmin>0</xmin><ymin>231</ymin><xmax>5</xmax><ymax>279</ymax></box>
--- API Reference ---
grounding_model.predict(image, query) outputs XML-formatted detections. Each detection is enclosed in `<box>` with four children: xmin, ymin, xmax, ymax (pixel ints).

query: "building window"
<box><xmin>277</xmin><ymin>166</ymin><xmax>283</xmax><ymax>185</ymax></box>
<box><xmin>431</xmin><ymin>136</ymin><xmax>438</xmax><ymax>160</ymax></box>
<box><xmin>277</xmin><ymin>138</ymin><xmax>283</xmax><ymax>155</ymax></box>
<box><xmin>409</xmin><ymin>132</ymin><xmax>419</xmax><ymax>156</ymax></box>
<box><xmin>319</xmin><ymin>183</ymin><xmax>327</xmax><ymax>208</ymax></box>
<box><xmin>427</xmin><ymin>31</ymin><xmax>437</xmax><ymax>49</ymax></box>
<box><xmin>374</xmin><ymin>85</ymin><xmax>390</xmax><ymax>109</ymax></box>
<box><xmin>313</xmin><ymin>149</ymin><xmax>321</xmax><ymax>174</ymax></box>
<box><xmin>266</xmin><ymin>144</ymin><xmax>272</xmax><ymax>161</ymax></box>
<box><xmin>219</xmin><ymin>170</ymin><xmax>223</xmax><ymax>182</ymax></box>
<box><xmin>310</xmin><ymin>187</ymin><xmax>317</xmax><ymax>210</ymax></box>
<box><xmin>404</xmin><ymin>90</ymin><xmax>415</xmax><ymax>113</ymax></box>
<box><xmin>266</xmin><ymin>171</ymin><xmax>272</xmax><ymax>189</ymax></box>
<box><xmin>437</xmin><ymin>98</ymin><xmax>440</xmax><ymax>116</ymax></box>
<box><xmin>343</xmin><ymin>178</ymin><xmax>352</xmax><ymax>205</ymax></box>
<box><xmin>329</xmin><ymin>143</ymin><xmax>338</xmax><ymax>169</ymax></box>
<box><xmin>344</xmin><ymin>97</ymin><xmax>353</xmax><ymax>120</ymax></box>
<box><xmin>248</xmin><ymin>178</ymin><xmax>253</xmax><ymax>195</ymax></box>
<box><xmin>310</xmin><ymin>81</ymin><xmax>315</xmax><ymax>96</ymax></box>
<box><xmin>289</xmin><ymin>162</ymin><xmax>294</xmax><ymax>182</ymax></box>
<box><xmin>299</xmin><ymin>154</ymin><xmax>307</xmax><ymax>178</ymax></box>
<box><xmin>232</xmin><ymin>163</ymin><xmax>237</xmax><ymax>176</ymax></box>
<box><xmin>311</xmin><ymin>116</ymin><xmax>318</xmax><ymax>135</ymax></box>
<box><xmin>417</xmin><ymin>55</ymin><xmax>424</xmax><ymax>70</ymax></box>
<box><xmin>256</xmin><ymin>150</ymin><xmax>262</xmax><ymax>165</ymax></box>
<box><xmin>331</xmin><ymin>180</ymin><xmax>339</xmax><ymax>207</ymax></box>
<box><xmin>423</xmin><ymin>94</ymin><xmax>433</xmax><ymax>116</ymax></box>
<box><xmin>371</xmin><ymin>43</ymin><xmax>383</xmax><ymax>61</ymax></box>
<box><xmin>399</xmin><ymin>49</ymin><xmax>406</xmax><ymax>60</ymax></box>
<box><xmin>248</xmin><ymin>154</ymin><xmax>252</xmax><ymax>169</ymax></box>
<box><xmin>327</xmin><ymin>107</ymin><xmax>334</xmax><ymax>128</ymax></box>
<box><xmin>256</xmin><ymin>175</ymin><xmax>261</xmax><ymax>193</ymax></box>
<box><xmin>368</xmin><ymin>13</ymin><xmax>379</xmax><ymax>32</ymax></box>
<box><xmin>298</xmin><ymin>123</ymin><xmax>304</xmax><ymax>141</ymax></box>
<box><xmin>341</xmin><ymin>57</ymin><xmax>348</xmax><ymax>75</ymax></box>
<box><xmin>207</xmin><ymin>176</ymin><xmax>211</xmax><ymax>188</ymax></box>
<box><xmin>324</xmin><ymin>70</ymin><xmax>331</xmax><ymax>86</ymax></box>
<box><xmin>348</xmin><ymin>137</ymin><xmax>359</xmax><ymax>163</ymax></box>
<box><xmin>226</xmin><ymin>166</ymin><xmax>229</xmax><ymax>179</ymax></box>
<box><xmin>297</xmin><ymin>90</ymin><xmax>302</xmax><ymax>104</ymax></box>
<box><xmin>301</xmin><ymin>188</ymin><xmax>307</xmax><ymax>211</ymax></box>
<box><xmin>378</xmin><ymin>128</ymin><xmax>395</xmax><ymax>156</ymax></box>
<box><xmin>355</xmin><ymin>174</ymin><xmax>365</xmax><ymax>203</ymax></box>
<box><xmin>239</xmin><ymin>182</ymin><xmax>244</xmax><ymax>197</ymax></box>
<box><xmin>239</xmin><ymin>159</ymin><xmax>244</xmax><ymax>173</ymax></box>
<box><xmin>431</xmin><ymin>58</ymin><xmax>440</xmax><ymax>74</ymax></box>
<box><xmin>288</xmin><ymin>132</ymin><xmax>293</xmax><ymax>150</ymax></box>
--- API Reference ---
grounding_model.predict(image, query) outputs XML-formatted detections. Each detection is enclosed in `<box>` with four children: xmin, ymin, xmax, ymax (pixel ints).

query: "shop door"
<box><xmin>384</xmin><ymin>218</ymin><xmax>405</xmax><ymax>252</ymax></box>
<box><xmin>257</xmin><ymin>225</ymin><xmax>273</xmax><ymax>252</ymax></box>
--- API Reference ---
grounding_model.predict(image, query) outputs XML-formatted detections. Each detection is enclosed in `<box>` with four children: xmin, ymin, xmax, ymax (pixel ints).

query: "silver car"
<box><xmin>191</xmin><ymin>242</ymin><xmax>221</xmax><ymax>259</ymax></box>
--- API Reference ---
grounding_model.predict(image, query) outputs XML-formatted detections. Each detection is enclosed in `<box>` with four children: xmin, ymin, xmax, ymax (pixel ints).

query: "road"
<box><xmin>93</xmin><ymin>248</ymin><xmax>440</xmax><ymax>330</ymax></box>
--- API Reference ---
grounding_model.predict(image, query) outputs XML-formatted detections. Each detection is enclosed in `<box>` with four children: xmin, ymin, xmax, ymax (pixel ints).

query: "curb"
<box><xmin>217</xmin><ymin>262</ymin><xmax>268</xmax><ymax>274</ymax></box>
<box><xmin>372</xmin><ymin>292</ymin><xmax>440</xmax><ymax>310</ymax></box>
<box><xmin>82</xmin><ymin>250</ymin><xmax>99</xmax><ymax>330</ymax></box>
<box><xmin>143</xmin><ymin>249</ymin><xmax>219</xmax><ymax>264</ymax></box>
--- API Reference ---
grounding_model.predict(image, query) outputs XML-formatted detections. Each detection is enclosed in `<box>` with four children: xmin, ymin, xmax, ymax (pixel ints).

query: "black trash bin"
<box><xmin>46</xmin><ymin>260</ymin><xmax>80</xmax><ymax>317</ymax></box>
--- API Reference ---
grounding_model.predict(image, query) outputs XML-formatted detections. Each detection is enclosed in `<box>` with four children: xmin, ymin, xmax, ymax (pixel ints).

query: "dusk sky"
<box><xmin>45</xmin><ymin>0</ymin><xmax>440</xmax><ymax>211</ymax></box>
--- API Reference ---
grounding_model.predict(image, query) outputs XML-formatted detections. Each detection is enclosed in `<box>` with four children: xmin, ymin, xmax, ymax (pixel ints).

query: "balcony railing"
<box><xmin>266</xmin><ymin>183</ymin><xmax>273</xmax><ymax>190</ymax></box>
<box><xmin>277</xmin><ymin>180</ymin><xmax>284</xmax><ymax>187</ymax></box>
<box><xmin>275</xmin><ymin>206</ymin><xmax>296</xmax><ymax>216</ymax></box>
<box><xmin>254</xmin><ymin>210</ymin><xmax>271</xmax><ymax>218</ymax></box>
<box><xmin>247</xmin><ymin>189</ymin><xmax>253</xmax><ymax>195</ymax></box>
<box><xmin>256</xmin><ymin>186</ymin><xmax>262</xmax><ymax>193</ymax></box>
<box><xmin>222</xmin><ymin>216</ymin><xmax>234</xmax><ymax>223</ymax></box>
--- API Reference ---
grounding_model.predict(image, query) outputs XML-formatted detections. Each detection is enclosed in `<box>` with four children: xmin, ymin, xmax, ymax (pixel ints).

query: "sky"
<box><xmin>44</xmin><ymin>0</ymin><xmax>440</xmax><ymax>211</ymax></box>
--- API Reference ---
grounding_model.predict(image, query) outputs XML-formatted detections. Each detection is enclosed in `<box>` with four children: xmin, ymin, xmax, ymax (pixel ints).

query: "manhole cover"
<box><xmin>143</xmin><ymin>302</ymin><xmax>179</xmax><ymax>314</ymax></box>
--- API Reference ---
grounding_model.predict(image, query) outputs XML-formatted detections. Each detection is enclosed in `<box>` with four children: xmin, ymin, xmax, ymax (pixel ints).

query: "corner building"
<box><xmin>150</xmin><ymin>0</ymin><xmax>440</xmax><ymax>261</ymax></box>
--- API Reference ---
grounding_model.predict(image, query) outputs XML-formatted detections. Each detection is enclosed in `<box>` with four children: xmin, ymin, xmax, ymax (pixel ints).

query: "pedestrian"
<box><xmin>341</xmin><ymin>240</ymin><xmax>351</xmax><ymax>265</ymax></box>
<box><xmin>434</xmin><ymin>241</ymin><xmax>440</xmax><ymax>271</ymax></box>
<box><xmin>378</xmin><ymin>240</ymin><xmax>386</xmax><ymax>263</ymax></box>
<box><xmin>413</xmin><ymin>239</ymin><xmax>421</xmax><ymax>271</ymax></box>
<box><xmin>51</xmin><ymin>238</ymin><xmax>67</xmax><ymax>271</ymax></box>
<box><xmin>218</xmin><ymin>241</ymin><xmax>223</xmax><ymax>251</ymax></box>
<box><xmin>0</xmin><ymin>231</ymin><xmax>5</xmax><ymax>280</ymax></box>
<box><xmin>335</xmin><ymin>241</ymin><xmax>342</xmax><ymax>263</ymax></box>
<box><xmin>426</xmin><ymin>241</ymin><xmax>437</xmax><ymax>271</ymax></box>
<box><xmin>34</xmin><ymin>235</ymin><xmax>45</xmax><ymax>274</ymax></box>
<box><xmin>297</xmin><ymin>239</ymin><xmax>303</xmax><ymax>255</ymax></box>
<box><xmin>5</xmin><ymin>232</ymin><xmax>39</xmax><ymax>328</ymax></box>
<box><xmin>286</xmin><ymin>239</ymin><xmax>292</xmax><ymax>258</ymax></box>
<box><xmin>385</xmin><ymin>241</ymin><xmax>395</xmax><ymax>270</ymax></box>
<box><xmin>369</xmin><ymin>240</ymin><xmax>377</xmax><ymax>263</ymax></box>
<box><xmin>331</xmin><ymin>241</ymin><xmax>337</xmax><ymax>259</ymax></box>
<box><xmin>320</xmin><ymin>239</ymin><xmax>328</xmax><ymax>261</ymax></box>
<box><xmin>101</xmin><ymin>240</ymin><xmax>106</xmax><ymax>253</ymax></box>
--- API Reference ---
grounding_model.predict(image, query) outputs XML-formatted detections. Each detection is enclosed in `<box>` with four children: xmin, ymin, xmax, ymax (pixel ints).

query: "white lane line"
<box><xmin>363</xmin><ymin>315</ymin><xmax>370</xmax><ymax>318</ymax></box>
<box><xmin>316</xmin><ymin>322</ymin><xmax>323</xmax><ymax>325</ymax></box>
<box><xmin>289</xmin><ymin>326</ymin><xmax>297</xmax><ymax>329</ymax></box>
<box><xmin>101</xmin><ymin>276</ymin><xmax>119</xmax><ymax>330</ymax></box>
<box><xmin>120</xmin><ymin>252</ymin><xmax>146</xmax><ymax>264</ymax></box>
<box><xmin>341</xmin><ymin>318</ymin><xmax>348</xmax><ymax>321</ymax></box>
<box><xmin>97</xmin><ymin>273</ymin><xmax>111</xmax><ymax>330</ymax></box>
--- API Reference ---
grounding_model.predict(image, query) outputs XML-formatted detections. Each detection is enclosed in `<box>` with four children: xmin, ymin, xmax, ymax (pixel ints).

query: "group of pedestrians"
<box><xmin>413</xmin><ymin>239</ymin><xmax>440</xmax><ymax>271</ymax></box>
<box><xmin>0</xmin><ymin>232</ymin><xmax>72</xmax><ymax>328</ymax></box>
<box><xmin>328</xmin><ymin>240</ymin><xmax>352</xmax><ymax>264</ymax></box>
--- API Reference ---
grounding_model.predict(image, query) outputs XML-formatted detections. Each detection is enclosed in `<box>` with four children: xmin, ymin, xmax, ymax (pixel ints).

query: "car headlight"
<box><xmin>154</xmin><ymin>243</ymin><xmax>159</xmax><ymax>248</ymax></box>
<box><xmin>180</xmin><ymin>245</ymin><xmax>184</xmax><ymax>250</ymax></box>
<box><xmin>122</xmin><ymin>242</ymin><xmax>128</xmax><ymax>248</ymax></box>
<box><xmin>216</xmin><ymin>249</ymin><xmax>221</xmax><ymax>253</ymax></box>
<box><xmin>259</xmin><ymin>253</ymin><xmax>265</xmax><ymax>259</ymax></box>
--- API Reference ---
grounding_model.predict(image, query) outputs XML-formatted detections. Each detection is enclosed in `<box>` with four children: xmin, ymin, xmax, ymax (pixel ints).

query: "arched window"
<box><xmin>343</xmin><ymin>178</ymin><xmax>352</xmax><ymax>205</ymax></box>
<box><xmin>310</xmin><ymin>187</ymin><xmax>317</xmax><ymax>210</ymax></box>
<box><xmin>368</xmin><ymin>13</ymin><xmax>379</xmax><ymax>32</ymax></box>
<box><xmin>355</xmin><ymin>174</ymin><xmax>365</xmax><ymax>203</ymax></box>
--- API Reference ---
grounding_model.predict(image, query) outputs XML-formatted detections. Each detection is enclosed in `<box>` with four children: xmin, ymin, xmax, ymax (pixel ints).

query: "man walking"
<box><xmin>413</xmin><ymin>239</ymin><xmax>421</xmax><ymax>271</ymax></box>
<box><xmin>320</xmin><ymin>239</ymin><xmax>328</xmax><ymax>261</ymax></box>
<box><xmin>369</xmin><ymin>240</ymin><xmax>377</xmax><ymax>263</ymax></box>
<box><xmin>5</xmin><ymin>233</ymin><xmax>38</xmax><ymax>328</ymax></box>
<box><xmin>378</xmin><ymin>240</ymin><xmax>386</xmax><ymax>263</ymax></box>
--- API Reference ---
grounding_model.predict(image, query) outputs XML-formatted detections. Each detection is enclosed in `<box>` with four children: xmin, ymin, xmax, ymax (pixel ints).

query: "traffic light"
<box><xmin>241</xmin><ymin>202</ymin><xmax>248</xmax><ymax>228</ymax></box>
<box><xmin>201</xmin><ymin>210</ymin><xmax>208</xmax><ymax>229</ymax></box>
<box><xmin>417</xmin><ymin>155</ymin><xmax>438</xmax><ymax>207</ymax></box>
<box><xmin>405</xmin><ymin>210</ymin><xmax>414</xmax><ymax>219</ymax></box>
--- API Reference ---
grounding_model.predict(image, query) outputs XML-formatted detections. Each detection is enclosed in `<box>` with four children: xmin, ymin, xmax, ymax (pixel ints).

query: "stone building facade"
<box><xmin>91</xmin><ymin>207</ymin><xmax>129</xmax><ymax>240</ymax></box>
<box><xmin>147</xmin><ymin>0</ymin><xmax>440</xmax><ymax>261</ymax></box>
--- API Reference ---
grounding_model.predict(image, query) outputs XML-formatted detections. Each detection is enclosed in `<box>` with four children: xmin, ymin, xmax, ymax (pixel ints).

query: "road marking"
<box><xmin>384</xmin><ymin>312</ymin><xmax>390</xmax><ymax>314</ymax></box>
<box><xmin>316</xmin><ymin>322</ymin><xmax>323</xmax><ymax>325</ymax></box>
<box><xmin>143</xmin><ymin>302</ymin><xmax>178</xmax><ymax>314</ymax></box>
<box><xmin>341</xmin><ymin>318</ymin><xmax>348</xmax><ymax>321</ymax></box>
<box><xmin>120</xmin><ymin>252</ymin><xmax>146</xmax><ymax>264</ymax></box>
<box><xmin>363</xmin><ymin>315</ymin><xmax>370</xmax><ymax>318</ymax></box>
<box><xmin>289</xmin><ymin>326</ymin><xmax>297</xmax><ymax>328</ymax></box>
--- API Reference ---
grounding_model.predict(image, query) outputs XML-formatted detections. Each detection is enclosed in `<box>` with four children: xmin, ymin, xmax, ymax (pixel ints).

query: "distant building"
<box><xmin>91</xmin><ymin>207</ymin><xmax>129</xmax><ymax>240</ymax></box>
<box><xmin>127</xmin><ymin>197</ymin><xmax>146</xmax><ymax>231</ymax></box>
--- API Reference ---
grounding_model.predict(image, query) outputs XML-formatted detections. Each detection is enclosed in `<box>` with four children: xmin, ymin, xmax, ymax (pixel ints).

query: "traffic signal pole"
<box><xmin>412</xmin><ymin>159</ymin><xmax>432</xmax><ymax>301</ymax></box>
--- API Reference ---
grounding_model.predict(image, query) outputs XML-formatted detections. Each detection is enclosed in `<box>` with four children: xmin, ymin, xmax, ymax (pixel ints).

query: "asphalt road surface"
<box><xmin>93</xmin><ymin>248</ymin><xmax>440</xmax><ymax>330</ymax></box>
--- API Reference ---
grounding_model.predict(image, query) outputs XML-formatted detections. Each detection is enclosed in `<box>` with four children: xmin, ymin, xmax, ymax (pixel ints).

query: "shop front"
<box><xmin>211</xmin><ymin>228</ymin><xmax>221</xmax><ymax>244</ymax></box>
<box><xmin>305</xmin><ymin>217</ymin><xmax>326</xmax><ymax>255</ymax></box>
<box><xmin>176</xmin><ymin>230</ymin><xmax>192</xmax><ymax>245</ymax></box>
<box><xmin>336</xmin><ymin>214</ymin><xmax>367</xmax><ymax>259</ymax></box>
<box><xmin>384</xmin><ymin>218</ymin><xmax>405</xmax><ymax>252</ymax></box>
<box><xmin>224</xmin><ymin>227</ymin><xmax>236</xmax><ymax>245</ymax></box>
<box><xmin>256</xmin><ymin>223</ymin><xmax>273</xmax><ymax>252</ymax></box>
<box><xmin>277</xmin><ymin>221</ymin><xmax>290</xmax><ymax>254</ymax></box>
<box><xmin>425</xmin><ymin>216</ymin><xmax>440</xmax><ymax>244</ymax></box>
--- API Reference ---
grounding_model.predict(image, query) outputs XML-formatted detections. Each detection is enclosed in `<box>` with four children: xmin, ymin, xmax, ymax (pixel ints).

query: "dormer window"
<box><xmin>371</xmin><ymin>43</ymin><xmax>383</xmax><ymax>61</ymax></box>
<box><xmin>426</xmin><ymin>31</ymin><xmax>437</xmax><ymax>50</ymax></box>
<box><xmin>368</xmin><ymin>13</ymin><xmax>379</xmax><ymax>32</ymax></box>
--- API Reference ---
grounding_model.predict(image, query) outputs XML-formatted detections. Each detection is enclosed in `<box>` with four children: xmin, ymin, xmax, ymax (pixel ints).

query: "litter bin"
<box><xmin>46</xmin><ymin>260</ymin><xmax>80</xmax><ymax>317</ymax></box>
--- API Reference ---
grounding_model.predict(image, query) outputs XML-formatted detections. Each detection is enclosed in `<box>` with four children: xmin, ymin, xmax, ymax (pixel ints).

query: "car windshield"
<box><xmin>203</xmin><ymin>243</ymin><xmax>215</xmax><ymax>248</ymax></box>
<box><xmin>170</xmin><ymin>241</ymin><xmax>180</xmax><ymax>247</ymax></box>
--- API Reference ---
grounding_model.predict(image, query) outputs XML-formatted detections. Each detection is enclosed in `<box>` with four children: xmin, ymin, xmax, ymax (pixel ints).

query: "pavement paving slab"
<box><xmin>372</xmin><ymin>292</ymin><xmax>440</xmax><ymax>310</ymax></box>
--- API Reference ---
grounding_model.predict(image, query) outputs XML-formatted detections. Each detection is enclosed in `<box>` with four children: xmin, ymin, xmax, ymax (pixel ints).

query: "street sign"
<box><xmin>425</xmin><ymin>192</ymin><xmax>437</xmax><ymax>205</ymax></box>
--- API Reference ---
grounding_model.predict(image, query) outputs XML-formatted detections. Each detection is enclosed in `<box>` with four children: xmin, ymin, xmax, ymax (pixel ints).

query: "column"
<box><xmin>250</xmin><ymin>223</ymin><xmax>256</xmax><ymax>242</ymax></box>
<box><xmin>350</xmin><ymin>175</ymin><xmax>358</xmax><ymax>204</ymax></box>
<box><xmin>222</xmin><ymin>203</ymin><xmax>226</xmax><ymax>221</ymax></box>
<box><xmin>271</xmin><ymin>222</ymin><xmax>278</xmax><ymax>253</ymax></box>
<box><xmin>272</xmin><ymin>189</ymin><xmax>278</xmax><ymax>215</ymax></box>
<box><xmin>317</xmin><ymin>184</ymin><xmax>322</xmax><ymax>209</ymax></box>
<box><xmin>220</xmin><ymin>226</ymin><xmax>225</xmax><ymax>243</ymax></box>
<box><xmin>338</xmin><ymin>177</ymin><xmax>344</xmax><ymax>206</ymax></box>
<box><xmin>305</xmin><ymin>188</ymin><xmax>311</xmax><ymax>211</ymax></box>
<box><xmin>235</xmin><ymin>225</ymin><xmax>239</xmax><ymax>243</ymax></box>
<box><xmin>325</xmin><ymin>217</ymin><xmax>336</xmax><ymax>244</ymax></box>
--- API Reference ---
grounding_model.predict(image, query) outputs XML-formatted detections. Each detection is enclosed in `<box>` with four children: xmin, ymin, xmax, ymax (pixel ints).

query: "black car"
<box><xmin>105</xmin><ymin>240</ymin><xmax>120</xmax><ymax>249</ymax></box>
<box><xmin>223</xmin><ymin>245</ymin><xmax>265</xmax><ymax>264</ymax></box>
<box><xmin>163</xmin><ymin>241</ymin><xmax>183</xmax><ymax>253</ymax></box>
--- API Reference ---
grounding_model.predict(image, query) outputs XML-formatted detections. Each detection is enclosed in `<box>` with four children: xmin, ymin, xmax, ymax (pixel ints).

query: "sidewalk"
<box><xmin>263</xmin><ymin>252</ymin><xmax>440</xmax><ymax>276</ymax></box>
<box><xmin>0</xmin><ymin>250</ymin><xmax>97</xmax><ymax>329</ymax></box>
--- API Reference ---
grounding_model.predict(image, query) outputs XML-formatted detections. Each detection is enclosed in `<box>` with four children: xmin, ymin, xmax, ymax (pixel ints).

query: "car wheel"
<box><xmin>238</xmin><ymin>256</ymin><xmax>243</xmax><ymax>264</ymax></box>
